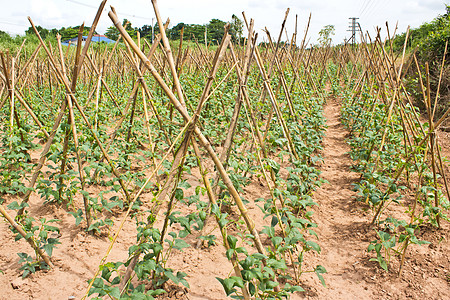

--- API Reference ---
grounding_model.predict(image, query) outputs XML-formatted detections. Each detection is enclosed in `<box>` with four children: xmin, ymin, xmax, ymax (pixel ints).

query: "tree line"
<box><xmin>105</xmin><ymin>15</ymin><xmax>244</xmax><ymax>44</ymax></box>
<box><xmin>0</xmin><ymin>14</ymin><xmax>244</xmax><ymax>45</ymax></box>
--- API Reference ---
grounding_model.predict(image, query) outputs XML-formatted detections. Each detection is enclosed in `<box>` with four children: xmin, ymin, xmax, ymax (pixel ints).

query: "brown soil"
<box><xmin>0</xmin><ymin>97</ymin><xmax>449</xmax><ymax>300</ymax></box>
<box><xmin>298</xmin><ymin>97</ymin><xmax>450</xmax><ymax>300</ymax></box>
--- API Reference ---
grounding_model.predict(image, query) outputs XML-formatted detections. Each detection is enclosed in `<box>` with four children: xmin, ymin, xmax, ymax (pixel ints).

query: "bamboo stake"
<box><xmin>435</xmin><ymin>137</ymin><xmax>450</xmax><ymax>202</ymax></box>
<box><xmin>65</xmin><ymin>26</ymin><xmax>92</xmax><ymax>227</ymax></box>
<box><xmin>0</xmin><ymin>204</ymin><xmax>53</xmax><ymax>267</ymax></box>
<box><xmin>432</xmin><ymin>41</ymin><xmax>448</xmax><ymax>120</ymax></box>
<box><xmin>101</xmin><ymin>27</ymin><xmax>166</xmax><ymax>155</ymax></box>
<box><xmin>85</xmin><ymin>54</ymin><xmax>121</xmax><ymax>112</ymax></box>
<box><xmin>18</xmin><ymin>2</ymin><xmax>107</xmax><ymax>214</ymax></box>
<box><xmin>94</xmin><ymin>63</ymin><xmax>103</xmax><ymax>131</ymax></box>
<box><xmin>253</xmin><ymin>43</ymin><xmax>299</xmax><ymax>160</ymax></box>
<box><xmin>140</xmin><ymin>88</ymin><xmax>158</xmax><ymax>173</ymax></box>
<box><xmin>191</xmin><ymin>138</ymin><xmax>250</xmax><ymax>300</ymax></box>
<box><xmin>83</xmin><ymin>120</ymin><xmax>193</xmax><ymax>300</ymax></box>
<box><xmin>425</xmin><ymin>63</ymin><xmax>440</xmax><ymax>228</ymax></box>
<box><xmin>217</xmin><ymin>20</ymin><xmax>255</xmax><ymax>171</ymax></box>
<box><xmin>151</xmin><ymin>0</ymin><xmax>186</xmax><ymax>107</ymax></box>
<box><xmin>118</xmin><ymin>23</ymin><xmax>233</xmax><ymax>290</ymax></box>
<box><xmin>109</xmin><ymin>10</ymin><xmax>268</xmax><ymax>258</ymax></box>
<box><xmin>120</xmin><ymin>43</ymin><xmax>171</xmax><ymax>145</ymax></box>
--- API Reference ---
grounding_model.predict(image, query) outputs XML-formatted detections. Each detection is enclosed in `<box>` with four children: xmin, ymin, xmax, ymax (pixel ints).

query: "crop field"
<box><xmin>0</xmin><ymin>1</ymin><xmax>449</xmax><ymax>300</ymax></box>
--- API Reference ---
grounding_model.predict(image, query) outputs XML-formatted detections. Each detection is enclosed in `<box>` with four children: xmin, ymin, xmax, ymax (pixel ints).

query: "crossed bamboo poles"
<box><xmin>0</xmin><ymin>1</ymin><xmax>323</xmax><ymax>296</ymax></box>
<box><xmin>333</xmin><ymin>23</ymin><xmax>449</xmax><ymax>275</ymax></box>
<box><xmin>2</xmin><ymin>0</ymin><xmax>446</xmax><ymax>297</ymax></box>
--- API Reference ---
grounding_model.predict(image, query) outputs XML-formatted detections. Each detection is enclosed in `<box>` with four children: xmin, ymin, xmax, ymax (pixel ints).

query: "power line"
<box><xmin>361</xmin><ymin>0</ymin><xmax>380</xmax><ymax>19</ymax></box>
<box><xmin>360</xmin><ymin>0</ymin><xmax>373</xmax><ymax>17</ymax></box>
<box><xmin>0</xmin><ymin>21</ymin><xmax>28</xmax><ymax>28</ymax></box>
<box><xmin>66</xmin><ymin>0</ymin><xmax>152</xmax><ymax>21</ymax></box>
<box><xmin>66</xmin><ymin>0</ymin><xmax>98</xmax><ymax>9</ymax></box>
<box><xmin>359</xmin><ymin>0</ymin><xmax>372</xmax><ymax>17</ymax></box>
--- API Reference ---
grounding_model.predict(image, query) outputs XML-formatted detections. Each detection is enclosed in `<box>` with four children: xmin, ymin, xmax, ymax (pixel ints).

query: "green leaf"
<box><xmin>272</xmin><ymin>236</ymin><xmax>283</xmax><ymax>248</ymax></box>
<box><xmin>108</xmin><ymin>287</ymin><xmax>121</xmax><ymax>298</ymax></box>
<box><xmin>306</xmin><ymin>241</ymin><xmax>321</xmax><ymax>253</ymax></box>
<box><xmin>265</xmin><ymin>279</ymin><xmax>279</xmax><ymax>289</ymax></box>
<box><xmin>226</xmin><ymin>249</ymin><xmax>234</xmax><ymax>260</ymax></box>
<box><xmin>227</xmin><ymin>235</ymin><xmax>238</xmax><ymax>249</ymax></box>
<box><xmin>308</xmin><ymin>229</ymin><xmax>318</xmax><ymax>238</ymax></box>
<box><xmin>229</xmin><ymin>276</ymin><xmax>244</xmax><ymax>288</ymax></box>
<box><xmin>87</xmin><ymin>221</ymin><xmax>101</xmax><ymax>233</ymax></box>
<box><xmin>248</xmin><ymin>282</ymin><xmax>256</xmax><ymax>296</ymax></box>
<box><xmin>173</xmin><ymin>239</ymin><xmax>190</xmax><ymax>250</ymax></box>
<box><xmin>379</xmin><ymin>256</ymin><xmax>388</xmax><ymax>271</ymax></box>
<box><xmin>285</xmin><ymin>283</ymin><xmax>305</xmax><ymax>292</ymax></box>
<box><xmin>42</xmin><ymin>242</ymin><xmax>59</xmax><ymax>257</ymax></box>
<box><xmin>7</xmin><ymin>201</ymin><xmax>20</xmax><ymax>210</ymax></box>
<box><xmin>174</xmin><ymin>188</ymin><xmax>184</xmax><ymax>201</ymax></box>
<box><xmin>267</xmin><ymin>258</ymin><xmax>287</xmax><ymax>270</ymax></box>
<box><xmin>164</xmin><ymin>270</ymin><xmax>179</xmax><ymax>284</ymax></box>
<box><xmin>219</xmin><ymin>277</ymin><xmax>236</xmax><ymax>295</ymax></box>
<box><xmin>177</xmin><ymin>271</ymin><xmax>190</xmax><ymax>288</ymax></box>
<box><xmin>271</xmin><ymin>215</ymin><xmax>278</xmax><ymax>227</ymax></box>
<box><xmin>68</xmin><ymin>209</ymin><xmax>84</xmax><ymax>226</ymax></box>
<box><xmin>44</xmin><ymin>225</ymin><xmax>60</xmax><ymax>233</ymax></box>
<box><xmin>235</xmin><ymin>247</ymin><xmax>248</xmax><ymax>255</ymax></box>
<box><xmin>17</xmin><ymin>252</ymin><xmax>30</xmax><ymax>260</ymax></box>
<box><xmin>314</xmin><ymin>265</ymin><xmax>327</xmax><ymax>287</ymax></box>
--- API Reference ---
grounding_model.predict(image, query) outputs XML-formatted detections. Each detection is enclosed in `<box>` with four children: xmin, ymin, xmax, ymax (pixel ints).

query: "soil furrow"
<box><xmin>297</xmin><ymin>97</ymin><xmax>375</xmax><ymax>299</ymax></box>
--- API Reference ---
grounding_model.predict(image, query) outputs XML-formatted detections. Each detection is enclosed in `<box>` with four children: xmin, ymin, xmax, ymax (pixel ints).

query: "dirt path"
<box><xmin>0</xmin><ymin>96</ymin><xmax>448</xmax><ymax>300</ymax></box>
<box><xmin>298</xmin><ymin>97</ymin><xmax>450</xmax><ymax>300</ymax></box>
<box><xmin>296</xmin><ymin>97</ymin><xmax>376</xmax><ymax>299</ymax></box>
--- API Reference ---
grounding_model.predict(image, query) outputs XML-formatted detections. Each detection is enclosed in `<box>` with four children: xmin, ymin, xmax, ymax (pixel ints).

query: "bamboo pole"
<box><xmin>118</xmin><ymin>24</ymin><xmax>233</xmax><ymax>289</ymax></box>
<box><xmin>83</xmin><ymin>120</ymin><xmax>193</xmax><ymax>300</ymax></box>
<box><xmin>18</xmin><ymin>2</ymin><xmax>107</xmax><ymax>214</ymax></box>
<box><xmin>151</xmin><ymin>0</ymin><xmax>186</xmax><ymax>107</ymax></box>
<box><xmin>191</xmin><ymin>138</ymin><xmax>250</xmax><ymax>300</ymax></box>
<box><xmin>0</xmin><ymin>204</ymin><xmax>53</xmax><ymax>267</ymax></box>
<box><xmin>253</xmin><ymin>42</ymin><xmax>299</xmax><ymax>160</ymax></box>
<box><xmin>109</xmin><ymin>10</ymin><xmax>269</xmax><ymax>258</ymax></box>
<box><xmin>65</xmin><ymin>26</ymin><xmax>92</xmax><ymax>227</ymax></box>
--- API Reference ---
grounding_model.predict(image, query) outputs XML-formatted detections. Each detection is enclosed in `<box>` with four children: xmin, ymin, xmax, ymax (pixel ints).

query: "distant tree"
<box><xmin>0</xmin><ymin>30</ymin><xmax>12</xmax><ymax>44</ymax></box>
<box><xmin>184</xmin><ymin>24</ymin><xmax>206</xmax><ymax>42</ymax></box>
<box><xmin>138</xmin><ymin>24</ymin><xmax>152</xmax><ymax>38</ymax></box>
<box><xmin>50</xmin><ymin>28</ymin><xmax>59</xmax><ymax>37</ymax></box>
<box><xmin>171</xmin><ymin>22</ymin><xmax>185</xmax><ymax>40</ymax></box>
<box><xmin>105</xmin><ymin>19</ymin><xmax>135</xmax><ymax>40</ymax></box>
<box><xmin>105</xmin><ymin>25</ymin><xmax>119</xmax><ymax>40</ymax></box>
<box><xmin>391</xmin><ymin>4</ymin><xmax>450</xmax><ymax>121</ymax></box>
<box><xmin>208</xmin><ymin>19</ymin><xmax>226</xmax><ymax>44</ymax></box>
<box><xmin>25</xmin><ymin>25</ymin><xmax>93</xmax><ymax>41</ymax></box>
<box><xmin>415</xmin><ymin>5</ymin><xmax>450</xmax><ymax>62</ymax></box>
<box><xmin>123</xmin><ymin>19</ymin><xmax>137</xmax><ymax>38</ymax></box>
<box><xmin>318</xmin><ymin>25</ymin><xmax>335</xmax><ymax>47</ymax></box>
<box><xmin>25</xmin><ymin>25</ymin><xmax>49</xmax><ymax>39</ymax></box>
<box><xmin>59</xmin><ymin>26</ymin><xmax>91</xmax><ymax>41</ymax></box>
<box><xmin>59</xmin><ymin>27</ymin><xmax>78</xmax><ymax>40</ymax></box>
<box><xmin>153</xmin><ymin>23</ymin><xmax>161</xmax><ymax>36</ymax></box>
<box><xmin>230</xmin><ymin>14</ymin><xmax>243</xmax><ymax>42</ymax></box>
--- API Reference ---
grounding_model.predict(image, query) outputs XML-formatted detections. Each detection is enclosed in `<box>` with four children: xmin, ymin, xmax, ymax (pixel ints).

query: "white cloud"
<box><xmin>419</xmin><ymin>0</ymin><xmax>447</xmax><ymax>10</ymax></box>
<box><xmin>30</xmin><ymin>0</ymin><xmax>64</xmax><ymax>27</ymax></box>
<box><xmin>248</xmin><ymin>0</ymin><xmax>274</xmax><ymax>9</ymax></box>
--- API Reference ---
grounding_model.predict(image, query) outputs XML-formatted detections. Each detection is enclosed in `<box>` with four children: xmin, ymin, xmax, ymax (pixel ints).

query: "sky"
<box><xmin>0</xmin><ymin>0</ymin><xmax>448</xmax><ymax>44</ymax></box>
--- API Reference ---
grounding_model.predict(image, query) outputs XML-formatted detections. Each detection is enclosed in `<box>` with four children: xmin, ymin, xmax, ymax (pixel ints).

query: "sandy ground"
<box><xmin>298</xmin><ymin>97</ymin><xmax>450</xmax><ymax>300</ymax></box>
<box><xmin>0</xmin><ymin>97</ymin><xmax>449</xmax><ymax>299</ymax></box>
